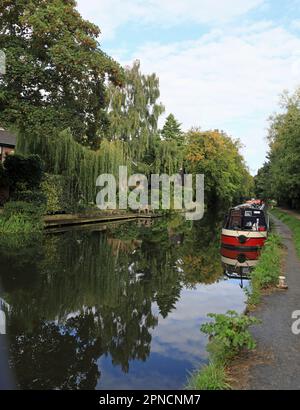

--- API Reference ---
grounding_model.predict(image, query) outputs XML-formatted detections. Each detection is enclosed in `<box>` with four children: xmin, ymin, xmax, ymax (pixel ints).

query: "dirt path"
<box><xmin>278</xmin><ymin>207</ymin><xmax>300</xmax><ymax>220</ymax></box>
<box><xmin>242</xmin><ymin>214</ymin><xmax>300</xmax><ymax>389</ymax></box>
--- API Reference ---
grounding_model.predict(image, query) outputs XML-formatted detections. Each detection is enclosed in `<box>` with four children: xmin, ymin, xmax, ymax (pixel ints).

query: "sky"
<box><xmin>77</xmin><ymin>0</ymin><xmax>300</xmax><ymax>174</ymax></box>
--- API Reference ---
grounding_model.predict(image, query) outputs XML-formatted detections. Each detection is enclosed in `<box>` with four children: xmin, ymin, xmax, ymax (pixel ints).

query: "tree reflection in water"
<box><xmin>0</xmin><ymin>212</ymin><xmax>224</xmax><ymax>390</ymax></box>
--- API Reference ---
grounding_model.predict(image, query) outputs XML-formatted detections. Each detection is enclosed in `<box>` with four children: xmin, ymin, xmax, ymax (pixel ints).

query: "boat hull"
<box><xmin>221</xmin><ymin>228</ymin><xmax>267</xmax><ymax>250</ymax></box>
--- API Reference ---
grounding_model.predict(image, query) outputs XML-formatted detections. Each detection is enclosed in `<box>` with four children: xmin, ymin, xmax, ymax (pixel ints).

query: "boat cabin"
<box><xmin>221</xmin><ymin>202</ymin><xmax>269</xmax><ymax>252</ymax></box>
<box><xmin>223</xmin><ymin>203</ymin><xmax>268</xmax><ymax>232</ymax></box>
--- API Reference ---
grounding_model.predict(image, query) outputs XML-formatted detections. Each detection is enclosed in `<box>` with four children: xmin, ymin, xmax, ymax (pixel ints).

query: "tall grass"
<box><xmin>187</xmin><ymin>362</ymin><xmax>231</xmax><ymax>390</ymax></box>
<box><xmin>246</xmin><ymin>234</ymin><xmax>282</xmax><ymax>306</ymax></box>
<box><xmin>271</xmin><ymin>208</ymin><xmax>300</xmax><ymax>259</ymax></box>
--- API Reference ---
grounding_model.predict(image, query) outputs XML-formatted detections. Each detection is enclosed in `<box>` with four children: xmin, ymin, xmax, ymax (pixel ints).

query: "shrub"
<box><xmin>12</xmin><ymin>190</ymin><xmax>47</xmax><ymax>207</ymax></box>
<box><xmin>0</xmin><ymin>162</ymin><xmax>8</xmax><ymax>187</ymax></box>
<box><xmin>0</xmin><ymin>201</ymin><xmax>45</xmax><ymax>233</ymax></box>
<box><xmin>201</xmin><ymin>311</ymin><xmax>260</xmax><ymax>361</ymax></box>
<box><xmin>3</xmin><ymin>201</ymin><xmax>44</xmax><ymax>219</ymax></box>
<box><xmin>41</xmin><ymin>173</ymin><xmax>81</xmax><ymax>214</ymax></box>
<box><xmin>186</xmin><ymin>311</ymin><xmax>260</xmax><ymax>390</ymax></box>
<box><xmin>41</xmin><ymin>174</ymin><xmax>64</xmax><ymax>213</ymax></box>
<box><xmin>4</xmin><ymin>154</ymin><xmax>44</xmax><ymax>191</ymax></box>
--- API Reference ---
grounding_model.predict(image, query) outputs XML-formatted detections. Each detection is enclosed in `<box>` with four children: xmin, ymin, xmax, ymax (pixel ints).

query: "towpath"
<box><xmin>245</xmin><ymin>213</ymin><xmax>300</xmax><ymax>389</ymax></box>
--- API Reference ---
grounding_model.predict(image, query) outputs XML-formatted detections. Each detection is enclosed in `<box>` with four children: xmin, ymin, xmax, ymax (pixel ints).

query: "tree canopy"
<box><xmin>0</xmin><ymin>1</ymin><xmax>253</xmax><ymax>209</ymax></box>
<box><xmin>255</xmin><ymin>89</ymin><xmax>300</xmax><ymax>209</ymax></box>
<box><xmin>0</xmin><ymin>0</ymin><xmax>123</xmax><ymax>148</ymax></box>
<box><xmin>184</xmin><ymin>129</ymin><xmax>253</xmax><ymax>206</ymax></box>
<box><xmin>161</xmin><ymin>114</ymin><xmax>184</xmax><ymax>146</ymax></box>
<box><xmin>106</xmin><ymin>60</ymin><xmax>165</xmax><ymax>162</ymax></box>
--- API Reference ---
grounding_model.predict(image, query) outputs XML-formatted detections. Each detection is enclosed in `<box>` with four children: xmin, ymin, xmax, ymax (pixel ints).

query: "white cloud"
<box><xmin>111</xmin><ymin>24</ymin><xmax>300</xmax><ymax>173</ymax></box>
<box><xmin>292</xmin><ymin>19</ymin><xmax>300</xmax><ymax>30</ymax></box>
<box><xmin>77</xmin><ymin>0</ymin><xmax>265</xmax><ymax>38</ymax></box>
<box><xmin>76</xmin><ymin>0</ymin><xmax>300</xmax><ymax>173</ymax></box>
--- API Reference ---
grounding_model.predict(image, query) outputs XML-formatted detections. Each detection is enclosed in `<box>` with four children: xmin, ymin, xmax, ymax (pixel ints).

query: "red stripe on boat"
<box><xmin>220</xmin><ymin>247</ymin><xmax>260</xmax><ymax>260</ymax></box>
<box><xmin>221</xmin><ymin>235</ymin><xmax>266</xmax><ymax>247</ymax></box>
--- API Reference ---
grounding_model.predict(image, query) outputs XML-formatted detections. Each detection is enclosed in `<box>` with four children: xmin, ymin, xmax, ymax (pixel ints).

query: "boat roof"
<box><xmin>232</xmin><ymin>201</ymin><xmax>265</xmax><ymax>211</ymax></box>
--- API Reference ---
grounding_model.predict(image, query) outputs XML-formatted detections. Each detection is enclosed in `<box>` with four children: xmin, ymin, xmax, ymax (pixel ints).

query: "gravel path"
<box><xmin>247</xmin><ymin>214</ymin><xmax>300</xmax><ymax>389</ymax></box>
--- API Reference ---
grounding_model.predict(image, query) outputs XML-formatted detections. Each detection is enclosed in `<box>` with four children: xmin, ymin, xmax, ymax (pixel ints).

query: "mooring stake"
<box><xmin>277</xmin><ymin>276</ymin><xmax>288</xmax><ymax>289</ymax></box>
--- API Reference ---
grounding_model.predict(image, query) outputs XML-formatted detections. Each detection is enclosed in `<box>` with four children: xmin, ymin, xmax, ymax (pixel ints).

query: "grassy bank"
<box><xmin>187</xmin><ymin>311</ymin><xmax>259</xmax><ymax>390</ymax></box>
<box><xmin>0</xmin><ymin>201</ymin><xmax>44</xmax><ymax>234</ymax></box>
<box><xmin>187</xmin><ymin>233</ymin><xmax>282</xmax><ymax>390</ymax></box>
<box><xmin>246</xmin><ymin>234</ymin><xmax>282</xmax><ymax>307</ymax></box>
<box><xmin>271</xmin><ymin>208</ymin><xmax>300</xmax><ymax>258</ymax></box>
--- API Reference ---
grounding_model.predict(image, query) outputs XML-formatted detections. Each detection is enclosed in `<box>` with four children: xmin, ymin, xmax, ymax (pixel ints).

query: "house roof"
<box><xmin>0</xmin><ymin>129</ymin><xmax>16</xmax><ymax>147</ymax></box>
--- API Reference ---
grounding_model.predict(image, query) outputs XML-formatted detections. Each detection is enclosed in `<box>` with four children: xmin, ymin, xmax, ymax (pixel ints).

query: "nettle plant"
<box><xmin>201</xmin><ymin>310</ymin><xmax>260</xmax><ymax>354</ymax></box>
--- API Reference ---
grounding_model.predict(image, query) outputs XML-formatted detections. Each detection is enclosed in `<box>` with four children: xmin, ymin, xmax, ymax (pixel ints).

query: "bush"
<box><xmin>41</xmin><ymin>173</ymin><xmax>80</xmax><ymax>214</ymax></box>
<box><xmin>2</xmin><ymin>201</ymin><xmax>45</xmax><ymax>219</ymax></box>
<box><xmin>12</xmin><ymin>190</ymin><xmax>47</xmax><ymax>207</ymax></box>
<box><xmin>0</xmin><ymin>162</ymin><xmax>8</xmax><ymax>187</ymax></box>
<box><xmin>186</xmin><ymin>311</ymin><xmax>260</xmax><ymax>390</ymax></box>
<box><xmin>201</xmin><ymin>311</ymin><xmax>260</xmax><ymax>362</ymax></box>
<box><xmin>4</xmin><ymin>154</ymin><xmax>44</xmax><ymax>191</ymax></box>
<box><xmin>0</xmin><ymin>201</ymin><xmax>44</xmax><ymax>233</ymax></box>
<box><xmin>41</xmin><ymin>174</ymin><xmax>63</xmax><ymax>213</ymax></box>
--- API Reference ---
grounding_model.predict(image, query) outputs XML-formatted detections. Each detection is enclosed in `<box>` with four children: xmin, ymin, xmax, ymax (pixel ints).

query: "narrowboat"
<box><xmin>221</xmin><ymin>201</ymin><xmax>269</xmax><ymax>252</ymax></box>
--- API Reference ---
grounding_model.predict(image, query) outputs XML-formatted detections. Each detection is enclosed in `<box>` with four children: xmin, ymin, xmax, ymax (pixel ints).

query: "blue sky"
<box><xmin>77</xmin><ymin>0</ymin><xmax>300</xmax><ymax>174</ymax></box>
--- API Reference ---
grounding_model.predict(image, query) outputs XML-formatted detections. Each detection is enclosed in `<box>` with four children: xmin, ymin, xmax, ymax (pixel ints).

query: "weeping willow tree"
<box><xmin>17</xmin><ymin>129</ymin><xmax>130</xmax><ymax>203</ymax></box>
<box><xmin>106</xmin><ymin>60</ymin><xmax>165</xmax><ymax>161</ymax></box>
<box><xmin>15</xmin><ymin>60</ymin><xmax>183</xmax><ymax>205</ymax></box>
<box><xmin>153</xmin><ymin>140</ymin><xmax>184</xmax><ymax>175</ymax></box>
<box><xmin>106</xmin><ymin>60</ymin><xmax>185</xmax><ymax>176</ymax></box>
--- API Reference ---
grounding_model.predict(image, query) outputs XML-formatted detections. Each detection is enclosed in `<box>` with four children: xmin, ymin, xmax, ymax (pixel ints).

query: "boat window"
<box><xmin>227</xmin><ymin>209</ymin><xmax>242</xmax><ymax>230</ymax></box>
<box><xmin>242</xmin><ymin>214</ymin><xmax>266</xmax><ymax>230</ymax></box>
<box><xmin>225</xmin><ymin>208</ymin><xmax>267</xmax><ymax>230</ymax></box>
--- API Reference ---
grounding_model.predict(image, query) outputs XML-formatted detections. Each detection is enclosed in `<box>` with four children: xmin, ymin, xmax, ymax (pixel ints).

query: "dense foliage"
<box><xmin>184</xmin><ymin>129</ymin><xmax>254</xmax><ymax>206</ymax></box>
<box><xmin>0</xmin><ymin>1</ymin><xmax>253</xmax><ymax>213</ymax></box>
<box><xmin>17</xmin><ymin>129</ymin><xmax>130</xmax><ymax>204</ymax></box>
<box><xmin>0</xmin><ymin>0</ymin><xmax>123</xmax><ymax>148</ymax></box>
<box><xmin>0</xmin><ymin>200</ymin><xmax>44</xmax><ymax>233</ymax></box>
<box><xmin>187</xmin><ymin>310</ymin><xmax>259</xmax><ymax>390</ymax></box>
<box><xmin>201</xmin><ymin>311</ymin><xmax>259</xmax><ymax>354</ymax></box>
<box><xmin>161</xmin><ymin>114</ymin><xmax>184</xmax><ymax>146</ymax></box>
<box><xmin>3</xmin><ymin>154</ymin><xmax>44</xmax><ymax>191</ymax></box>
<box><xmin>255</xmin><ymin>89</ymin><xmax>300</xmax><ymax>209</ymax></box>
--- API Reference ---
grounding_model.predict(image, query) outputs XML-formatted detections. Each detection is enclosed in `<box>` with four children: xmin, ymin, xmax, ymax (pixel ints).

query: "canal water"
<box><xmin>0</xmin><ymin>213</ymin><xmax>247</xmax><ymax>390</ymax></box>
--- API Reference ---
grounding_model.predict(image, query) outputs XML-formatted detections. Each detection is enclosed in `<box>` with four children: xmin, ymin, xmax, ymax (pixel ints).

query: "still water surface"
<box><xmin>0</xmin><ymin>214</ymin><xmax>247</xmax><ymax>390</ymax></box>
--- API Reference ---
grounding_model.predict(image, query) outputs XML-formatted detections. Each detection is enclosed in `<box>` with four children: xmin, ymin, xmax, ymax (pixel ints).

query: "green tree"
<box><xmin>4</xmin><ymin>153</ymin><xmax>44</xmax><ymax>191</ymax></box>
<box><xmin>161</xmin><ymin>114</ymin><xmax>184</xmax><ymax>146</ymax></box>
<box><xmin>184</xmin><ymin>129</ymin><xmax>253</xmax><ymax>206</ymax></box>
<box><xmin>263</xmin><ymin>89</ymin><xmax>300</xmax><ymax>208</ymax></box>
<box><xmin>254</xmin><ymin>162</ymin><xmax>271</xmax><ymax>200</ymax></box>
<box><xmin>0</xmin><ymin>0</ymin><xmax>123</xmax><ymax>149</ymax></box>
<box><xmin>106</xmin><ymin>60</ymin><xmax>165</xmax><ymax>159</ymax></box>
